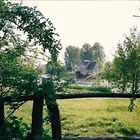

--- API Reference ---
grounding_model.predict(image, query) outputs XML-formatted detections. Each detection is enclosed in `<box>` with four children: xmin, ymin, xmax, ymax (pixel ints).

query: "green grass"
<box><xmin>67</xmin><ymin>85</ymin><xmax>111</xmax><ymax>93</ymax></box>
<box><xmin>13</xmin><ymin>98</ymin><xmax>140</xmax><ymax>137</ymax></box>
<box><xmin>58</xmin><ymin>98</ymin><xmax>140</xmax><ymax>137</ymax></box>
<box><xmin>13</xmin><ymin>101</ymin><xmax>33</xmax><ymax>124</ymax></box>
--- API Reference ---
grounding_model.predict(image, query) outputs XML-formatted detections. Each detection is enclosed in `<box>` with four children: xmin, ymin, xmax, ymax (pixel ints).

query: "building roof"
<box><xmin>86</xmin><ymin>61</ymin><xmax>96</xmax><ymax>70</ymax></box>
<box><xmin>80</xmin><ymin>60</ymin><xmax>90</xmax><ymax>65</ymax></box>
<box><xmin>80</xmin><ymin>60</ymin><xmax>97</xmax><ymax>70</ymax></box>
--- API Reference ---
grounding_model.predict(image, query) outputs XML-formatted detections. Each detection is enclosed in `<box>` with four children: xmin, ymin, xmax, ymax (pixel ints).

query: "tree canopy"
<box><xmin>0</xmin><ymin>0</ymin><xmax>61</xmax><ymax>97</ymax></box>
<box><xmin>64</xmin><ymin>42</ymin><xmax>105</xmax><ymax>72</ymax></box>
<box><xmin>0</xmin><ymin>24</ymin><xmax>41</xmax><ymax>97</ymax></box>
<box><xmin>93</xmin><ymin>42</ymin><xmax>105</xmax><ymax>62</ymax></box>
<box><xmin>0</xmin><ymin>0</ymin><xmax>61</xmax><ymax>61</ymax></box>
<box><xmin>102</xmin><ymin>28</ymin><xmax>140</xmax><ymax>111</ymax></box>
<box><xmin>80</xmin><ymin>43</ymin><xmax>94</xmax><ymax>61</ymax></box>
<box><xmin>64</xmin><ymin>45</ymin><xmax>80</xmax><ymax>71</ymax></box>
<box><xmin>0</xmin><ymin>0</ymin><xmax>62</xmax><ymax>139</ymax></box>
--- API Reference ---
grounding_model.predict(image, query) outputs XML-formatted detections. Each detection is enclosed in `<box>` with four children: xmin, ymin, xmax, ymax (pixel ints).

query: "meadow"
<box><xmin>14</xmin><ymin>98</ymin><xmax>140</xmax><ymax>138</ymax></box>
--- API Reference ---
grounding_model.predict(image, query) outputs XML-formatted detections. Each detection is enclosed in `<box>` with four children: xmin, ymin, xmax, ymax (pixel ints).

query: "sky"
<box><xmin>11</xmin><ymin>0</ymin><xmax>140</xmax><ymax>63</ymax></box>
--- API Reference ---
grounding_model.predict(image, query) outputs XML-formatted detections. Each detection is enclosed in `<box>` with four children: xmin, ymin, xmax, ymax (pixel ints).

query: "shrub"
<box><xmin>2</xmin><ymin>116</ymin><xmax>30</xmax><ymax>140</ymax></box>
<box><xmin>69</xmin><ymin>85</ymin><xmax>111</xmax><ymax>93</ymax></box>
<box><xmin>69</xmin><ymin>85</ymin><xmax>84</xmax><ymax>90</ymax></box>
<box><xmin>87</xmin><ymin>86</ymin><xmax>111</xmax><ymax>93</ymax></box>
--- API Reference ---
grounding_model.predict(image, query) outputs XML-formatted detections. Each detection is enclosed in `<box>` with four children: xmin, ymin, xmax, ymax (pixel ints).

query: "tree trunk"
<box><xmin>47</xmin><ymin>103</ymin><xmax>61</xmax><ymax>140</ymax></box>
<box><xmin>31</xmin><ymin>97</ymin><xmax>43</xmax><ymax>140</ymax></box>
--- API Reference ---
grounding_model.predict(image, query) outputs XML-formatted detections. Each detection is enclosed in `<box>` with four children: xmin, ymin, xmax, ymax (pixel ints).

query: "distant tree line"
<box><xmin>64</xmin><ymin>42</ymin><xmax>105</xmax><ymax>71</ymax></box>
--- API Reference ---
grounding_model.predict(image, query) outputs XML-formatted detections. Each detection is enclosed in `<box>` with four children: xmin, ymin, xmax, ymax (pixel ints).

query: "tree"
<box><xmin>93</xmin><ymin>42</ymin><xmax>105</xmax><ymax>71</ymax></box>
<box><xmin>0</xmin><ymin>0</ymin><xmax>62</xmax><ymax>139</ymax></box>
<box><xmin>106</xmin><ymin>28</ymin><xmax>140</xmax><ymax>111</ymax></box>
<box><xmin>80</xmin><ymin>42</ymin><xmax>105</xmax><ymax>62</ymax></box>
<box><xmin>0</xmin><ymin>0</ymin><xmax>61</xmax><ymax>61</ymax></box>
<box><xmin>0</xmin><ymin>22</ymin><xmax>42</xmax><ymax>97</ymax></box>
<box><xmin>0</xmin><ymin>0</ymin><xmax>61</xmax><ymax>104</ymax></box>
<box><xmin>80</xmin><ymin>42</ymin><xmax>105</xmax><ymax>72</ymax></box>
<box><xmin>101</xmin><ymin>62</ymin><xmax>114</xmax><ymax>85</ymax></box>
<box><xmin>93</xmin><ymin>42</ymin><xmax>105</xmax><ymax>62</ymax></box>
<box><xmin>0</xmin><ymin>21</ymin><xmax>42</xmax><ymax>140</ymax></box>
<box><xmin>47</xmin><ymin>61</ymin><xmax>66</xmax><ymax>76</ymax></box>
<box><xmin>64</xmin><ymin>45</ymin><xmax>80</xmax><ymax>71</ymax></box>
<box><xmin>80</xmin><ymin>43</ymin><xmax>94</xmax><ymax>61</ymax></box>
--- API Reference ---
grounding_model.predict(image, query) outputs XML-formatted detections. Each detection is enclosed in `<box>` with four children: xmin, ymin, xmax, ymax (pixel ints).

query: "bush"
<box><xmin>0</xmin><ymin>116</ymin><xmax>52</xmax><ymax>140</ymax></box>
<box><xmin>1</xmin><ymin>116</ymin><xmax>30</xmax><ymax>140</ymax></box>
<box><xmin>69</xmin><ymin>85</ymin><xmax>84</xmax><ymax>90</ymax></box>
<box><xmin>69</xmin><ymin>85</ymin><xmax>111</xmax><ymax>93</ymax></box>
<box><xmin>34</xmin><ymin>131</ymin><xmax>52</xmax><ymax>140</ymax></box>
<box><xmin>87</xmin><ymin>86</ymin><xmax>111</xmax><ymax>93</ymax></box>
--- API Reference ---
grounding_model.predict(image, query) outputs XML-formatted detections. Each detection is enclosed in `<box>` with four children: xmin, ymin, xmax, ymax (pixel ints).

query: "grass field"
<box><xmin>14</xmin><ymin>98</ymin><xmax>140</xmax><ymax>137</ymax></box>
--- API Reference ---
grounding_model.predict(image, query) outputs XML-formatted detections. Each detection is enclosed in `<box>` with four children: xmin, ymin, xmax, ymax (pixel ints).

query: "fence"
<box><xmin>0</xmin><ymin>93</ymin><xmax>140</xmax><ymax>140</ymax></box>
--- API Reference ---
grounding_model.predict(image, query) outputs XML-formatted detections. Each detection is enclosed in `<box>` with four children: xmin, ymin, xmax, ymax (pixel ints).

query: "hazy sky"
<box><xmin>11</xmin><ymin>0</ymin><xmax>140</xmax><ymax>62</ymax></box>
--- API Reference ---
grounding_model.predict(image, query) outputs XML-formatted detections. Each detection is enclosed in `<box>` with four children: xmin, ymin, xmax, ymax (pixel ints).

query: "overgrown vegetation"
<box><xmin>3</xmin><ymin>116</ymin><xmax>30</xmax><ymax>140</ymax></box>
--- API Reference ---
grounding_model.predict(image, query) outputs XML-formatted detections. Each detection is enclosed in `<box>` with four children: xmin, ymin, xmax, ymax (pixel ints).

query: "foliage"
<box><xmin>0</xmin><ymin>0</ymin><xmax>61</xmax><ymax>98</ymax></box>
<box><xmin>101</xmin><ymin>62</ymin><xmax>114</xmax><ymax>84</ymax></box>
<box><xmin>0</xmin><ymin>25</ymin><xmax>41</xmax><ymax>99</ymax></box>
<box><xmin>1</xmin><ymin>116</ymin><xmax>30</xmax><ymax>140</ymax></box>
<box><xmin>33</xmin><ymin>129</ymin><xmax>51</xmax><ymax>140</ymax></box>
<box><xmin>93</xmin><ymin>42</ymin><xmax>105</xmax><ymax>71</ymax></box>
<box><xmin>64</xmin><ymin>42</ymin><xmax>105</xmax><ymax>73</ymax></box>
<box><xmin>93</xmin><ymin>42</ymin><xmax>105</xmax><ymax>62</ymax></box>
<box><xmin>88</xmin><ymin>72</ymin><xmax>102</xmax><ymax>86</ymax></box>
<box><xmin>64</xmin><ymin>45</ymin><xmax>81</xmax><ymax>71</ymax></box>
<box><xmin>1</xmin><ymin>115</ymin><xmax>51</xmax><ymax>140</ymax></box>
<box><xmin>68</xmin><ymin>85</ymin><xmax>111</xmax><ymax>93</ymax></box>
<box><xmin>80</xmin><ymin>42</ymin><xmax>105</xmax><ymax>73</ymax></box>
<box><xmin>44</xmin><ymin>61</ymin><xmax>75</xmax><ymax>96</ymax></box>
<box><xmin>87</xmin><ymin>86</ymin><xmax>111</xmax><ymax>93</ymax></box>
<box><xmin>102</xmin><ymin>29</ymin><xmax>140</xmax><ymax>92</ymax></box>
<box><xmin>80</xmin><ymin>42</ymin><xmax>105</xmax><ymax>62</ymax></box>
<box><xmin>102</xmin><ymin>28</ymin><xmax>140</xmax><ymax>111</ymax></box>
<box><xmin>46</xmin><ymin>61</ymin><xmax>66</xmax><ymax>76</ymax></box>
<box><xmin>80</xmin><ymin>43</ymin><xmax>94</xmax><ymax>61</ymax></box>
<box><xmin>117</xmin><ymin>30</ymin><xmax>140</xmax><ymax>93</ymax></box>
<box><xmin>0</xmin><ymin>0</ymin><xmax>61</xmax><ymax>61</ymax></box>
<box><xmin>0</xmin><ymin>0</ymin><xmax>62</xmax><ymax>139</ymax></box>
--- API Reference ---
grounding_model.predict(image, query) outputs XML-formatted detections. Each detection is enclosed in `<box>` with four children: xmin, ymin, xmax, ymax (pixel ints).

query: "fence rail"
<box><xmin>3</xmin><ymin>93</ymin><xmax>140</xmax><ymax>102</ymax></box>
<box><xmin>57</xmin><ymin>92</ymin><xmax>140</xmax><ymax>99</ymax></box>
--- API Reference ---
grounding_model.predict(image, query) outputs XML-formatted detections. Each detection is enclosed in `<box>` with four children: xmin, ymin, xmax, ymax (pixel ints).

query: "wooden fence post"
<box><xmin>0</xmin><ymin>97</ymin><xmax>4</xmax><ymax>139</ymax></box>
<box><xmin>47</xmin><ymin>103</ymin><xmax>62</xmax><ymax>140</ymax></box>
<box><xmin>31</xmin><ymin>96</ymin><xmax>44</xmax><ymax>140</ymax></box>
